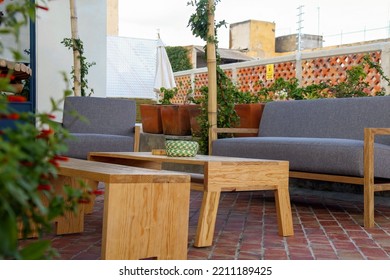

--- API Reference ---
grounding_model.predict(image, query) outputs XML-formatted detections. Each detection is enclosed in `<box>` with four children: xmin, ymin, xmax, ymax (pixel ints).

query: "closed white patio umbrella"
<box><xmin>153</xmin><ymin>37</ymin><xmax>176</xmax><ymax>101</ymax></box>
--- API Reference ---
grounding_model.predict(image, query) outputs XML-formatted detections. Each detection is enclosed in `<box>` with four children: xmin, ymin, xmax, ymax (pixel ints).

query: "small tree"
<box><xmin>166</xmin><ymin>46</ymin><xmax>193</xmax><ymax>72</ymax></box>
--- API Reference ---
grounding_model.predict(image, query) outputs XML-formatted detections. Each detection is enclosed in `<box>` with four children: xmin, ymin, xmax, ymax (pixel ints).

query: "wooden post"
<box><xmin>69</xmin><ymin>0</ymin><xmax>81</xmax><ymax>96</ymax></box>
<box><xmin>207</xmin><ymin>0</ymin><xmax>217</xmax><ymax>154</ymax></box>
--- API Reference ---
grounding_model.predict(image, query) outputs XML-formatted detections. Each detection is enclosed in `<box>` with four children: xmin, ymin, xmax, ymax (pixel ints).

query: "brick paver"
<box><xmin>20</xmin><ymin>185</ymin><xmax>390</xmax><ymax>260</ymax></box>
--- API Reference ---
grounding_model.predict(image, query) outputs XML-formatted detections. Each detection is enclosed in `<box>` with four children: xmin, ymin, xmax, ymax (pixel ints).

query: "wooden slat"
<box><xmin>213</xmin><ymin>127</ymin><xmax>259</xmax><ymax>134</ymax></box>
<box><xmin>369</xmin><ymin>128</ymin><xmax>390</xmax><ymax>135</ymax></box>
<box><xmin>133</xmin><ymin>124</ymin><xmax>141</xmax><ymax>152</ymax></box>
<box><xmin>59</xmin><ymin>158</ymin><xmax>189</xmax><ymax>184</ymax></box>
<box><xmin>374</xmin><ymin>183</ymin><xmax>390</xmax><ymax>192</ymax></box>
<box><xmin>289</xmin><ymin>171</ymin><xmax>364</xmax><ymax>185</ymax></box>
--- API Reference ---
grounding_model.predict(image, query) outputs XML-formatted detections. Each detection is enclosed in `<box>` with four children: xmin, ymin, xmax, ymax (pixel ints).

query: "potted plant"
<box><xmin>139</xmin><ymin>101</ymin><xmax>163</xmax><ymax>134</ymax></box>
<box><xmin>139</xmin><ymin>84</ymin><xmax>176</xmax><ymax>134</ymax></box>
<box><xmin>159</xmin><ymin>87</ymin><xmax>193</xmax><ymax>136</ymax></box>
<box><xmin>193</xmin><ymin>66</ymin><xmax>266</xmax><ymax>153</ymax></box>
<box><xmin>232</xmin><ymin>88</ymin><xmax>265</xmax><ymax>137</ymax></box>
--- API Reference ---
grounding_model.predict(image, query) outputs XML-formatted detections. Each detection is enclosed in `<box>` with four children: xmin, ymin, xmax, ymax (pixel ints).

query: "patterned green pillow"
<box><xmin>165</xmin><ymin>140</ymin><xmax>199</xmax><ymax>157</ymax></box>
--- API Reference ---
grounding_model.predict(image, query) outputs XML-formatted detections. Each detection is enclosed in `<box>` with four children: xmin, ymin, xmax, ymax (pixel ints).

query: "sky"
<box><xmin>118</xmin><ymin>0</ymin><xmax>390</xmax><ymax>48</ymax></box>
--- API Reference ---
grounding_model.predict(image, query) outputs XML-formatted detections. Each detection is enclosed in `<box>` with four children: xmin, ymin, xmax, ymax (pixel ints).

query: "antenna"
<box><xmin>295</xmin><ymin>5</ymin><xmax>304</xmax><ymax>86</ymax></box>
<box><xmin>317</xmin><ymin>6</ymin><xmax>320</xmax><ymax>37</ymax></box>
<box><xmin>296</xmin><ymin>5</ymin><xmax>304</xmax><ymax>58</ymax></box>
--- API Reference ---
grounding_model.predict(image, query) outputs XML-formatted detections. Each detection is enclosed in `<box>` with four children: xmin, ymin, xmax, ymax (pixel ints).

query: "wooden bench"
<box><xmin>53</xmin><ymin>158</ymin><xmax>191</xmax><ymax>260</ymax></box>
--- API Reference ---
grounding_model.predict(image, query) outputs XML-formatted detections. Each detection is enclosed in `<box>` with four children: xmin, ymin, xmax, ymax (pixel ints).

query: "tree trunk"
<box><xmin>207</xmin><ymin>0</ymin><xmax>217</xmax><ymax>154</ymax></box>
<box><xmin>69</xmin><ymin>0</ymin><xmax>81</xmax><ymax>96</ymax></box>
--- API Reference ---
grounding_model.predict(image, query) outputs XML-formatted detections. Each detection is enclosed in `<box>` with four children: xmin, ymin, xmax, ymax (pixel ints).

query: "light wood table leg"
<box><xmin>274</xmin><ymin>184</ymin><xmax>294</xmax><ymax>236</ymax></box>
<box><xmin>51</xmin><ymin>175</ymin><xmax>85</xmax><ymax>235</ymax></box>
<box><xmin>101</xmin><ymin>181</ymin><xmax>190</xmax><ymax>260</ymax></box>
<box><xmin>83</xmin><ymin>179</ymin><xmax>99</xmax><ymax>214</ymax></box>
<box><xmin>194</xmin><ymin>190</ymin><xmax>221</xmax><ymax>247</ymax></box>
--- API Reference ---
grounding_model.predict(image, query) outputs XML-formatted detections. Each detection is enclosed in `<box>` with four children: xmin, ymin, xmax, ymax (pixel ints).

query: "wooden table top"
<box><xmin>88</xmin><ymin>151</ymin><xmax>288</xmax><ymax>166</ymax></box>
<box><xmin>59</xmin><ymin>158</ymin><xmax>190</xmax><ymax>183</ymax></box>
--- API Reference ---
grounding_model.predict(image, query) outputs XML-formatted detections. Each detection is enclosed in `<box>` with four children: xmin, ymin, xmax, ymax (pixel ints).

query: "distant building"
<box><xmin>229</xmin><ymin>19</ymin><xmax>276</xmax><ymax>58</ymax></box>
<box><xmin>186</xmin><ymin>45</ymin><xmax>254</xmax><ymax>69</ymax></box>
<box><xmin>275</xmin><ymin>34</ymin><xmax>323</xmax><ymax>53</ymax></box>
<box><xmin>229</xmin><ymin>19</ymin><xmax>324</xmax><ymax>58</ymax></box>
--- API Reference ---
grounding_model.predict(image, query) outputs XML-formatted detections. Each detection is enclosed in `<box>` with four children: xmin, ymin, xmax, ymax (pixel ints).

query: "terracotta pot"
<box><xmin>139</xmin><ymin>104</ymin><xmax>163</xmax><ymax>134</ymax></box>
<box><xmin>160</xmin><ymin>104</ymin><xmax>192</xmax><ymax>136</ymax></box>
<box><xmin>234</xmin><ymin>103</ymin><xmax>265</xmax><ymax>137</ymax></box>
<box><xmin>186</xmin><ymin>104</ymin><xmax>202</xmax><ymax>136</ymax></box>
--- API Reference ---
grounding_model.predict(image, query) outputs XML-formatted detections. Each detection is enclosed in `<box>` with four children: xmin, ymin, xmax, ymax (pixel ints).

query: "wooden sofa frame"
<box><xmin>213</xmin><ymin>127</ymin><xmax>390</xmax><ymax>228</ymax></box>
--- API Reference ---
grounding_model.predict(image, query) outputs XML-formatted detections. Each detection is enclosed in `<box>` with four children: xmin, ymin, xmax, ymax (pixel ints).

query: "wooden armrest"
<box><xmin>365</xmin><ymin>128</ymin><xmax>390</xmax><ymax>136</ymax></box>
<box><xmin>213</xmin><ymin>127</ymin><xmax>259</xmax><ymax>134</ymax></box>
<box><xmin>364</xmin><ymin>128</ymin><xmax>390</xmax><ymax>183</ymax></box>
<box><xmin>133</xmin><ymin>123</ymin><xmax>142</xmax><ymax>152</ymax></box>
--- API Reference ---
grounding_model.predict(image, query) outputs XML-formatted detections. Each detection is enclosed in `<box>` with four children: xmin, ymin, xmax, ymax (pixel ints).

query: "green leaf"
<box><xmin>0</xmin><ymin>212</ymin><xmax>18</xmax><ymax>259</ymax></box>
<box><xmin>19</xmin><ymin>240</ymin><xmax>52</xmax><ymax>260</ymax></box>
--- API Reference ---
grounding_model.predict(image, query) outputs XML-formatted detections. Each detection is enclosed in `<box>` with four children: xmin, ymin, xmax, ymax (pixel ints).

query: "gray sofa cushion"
<box><xmin>259</xmin><ymin>96</ymin><xmax>390</xmax><ymax>145</ymax></box>
<box><xmin>62</xmin><ymin>97</ymin><xmax>137</xmax><ymax>159</ymax></box>
<box><xmin>213</xmin><ymin>96</ymin><xmax>390</xmax><ymax>179</ymax></box>
<box><xmin>65</xmin><ymin>133</ymin><xmax>134</xmax><ymax>159</ymax></box>
<box><xmin>63</xmin><ymin>96</ymin><xmax>136</xmax><ymax>136</ymax></box>
<box><xmin>212</xmin><ymin>137</ymin><xmax>390</xmax><ymax>178</ymax></box>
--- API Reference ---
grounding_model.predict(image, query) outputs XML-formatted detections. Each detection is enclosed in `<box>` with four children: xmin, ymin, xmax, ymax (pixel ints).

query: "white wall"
<box><xmin>36</xmin><ymin>0</ymin><xmax>107</xmax><ymax>119</ymax></box>
<box><xmin>1</xmin><ymin>0</ymin><xmax>30</xmax><ymax>62</ymax></box>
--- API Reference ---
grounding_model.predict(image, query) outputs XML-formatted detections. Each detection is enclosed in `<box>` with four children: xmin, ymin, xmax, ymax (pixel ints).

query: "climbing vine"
<box><xmin>61</xmin><ymin>38</ymin><xmax>95</xmax><ymax>96</ymax></box>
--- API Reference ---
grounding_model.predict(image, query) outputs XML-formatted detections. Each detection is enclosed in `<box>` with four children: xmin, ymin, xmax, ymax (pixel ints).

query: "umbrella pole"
<box><xmin>207</xmin><ymin>0</ymin><xmax>217</xmax><ymax>155</ymax></box>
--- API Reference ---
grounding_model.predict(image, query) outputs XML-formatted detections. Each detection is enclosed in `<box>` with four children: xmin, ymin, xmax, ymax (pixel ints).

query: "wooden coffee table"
<box><xmin>88</xmin><ymin>152</ymin><xmax>294</xmax><ymax>247</ymax></box>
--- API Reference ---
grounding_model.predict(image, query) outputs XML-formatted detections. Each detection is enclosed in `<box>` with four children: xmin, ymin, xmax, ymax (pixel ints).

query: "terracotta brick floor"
<box><xmin>23</xmin><ymin>184</ymin><xmax>390</xmax><ymax>260</ymax></box>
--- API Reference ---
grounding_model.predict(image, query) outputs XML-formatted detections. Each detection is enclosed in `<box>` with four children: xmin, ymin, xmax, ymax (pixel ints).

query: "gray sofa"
<box><xmin>212</xmin><ymin>96</ymin><xmax>390</xmax><ymax>227</ymax></box>
<box><xmin>62</xmin><ymin>96</ymin><xmax>139</xmax><ymax>159</ymax></box>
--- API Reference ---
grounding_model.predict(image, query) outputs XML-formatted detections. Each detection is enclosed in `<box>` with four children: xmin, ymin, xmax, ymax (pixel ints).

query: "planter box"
<box><xmin>161</xmin><ymin>104</ymin><xmax>192</xmax><ymax>136</ymax></box>
<box><xmin>234</xmin><ymin>103</ymin><xmax>265</xmax><ymax>137</ymax></box>
<box><xmin>186</xmin><ymin>104</ymin><xmax>202</xmax><ymax>136</ymax></box>
<box><xmin>140</xmin><ymin>104</ymin><xmax>163</xmax><ymax>134</ymax></box>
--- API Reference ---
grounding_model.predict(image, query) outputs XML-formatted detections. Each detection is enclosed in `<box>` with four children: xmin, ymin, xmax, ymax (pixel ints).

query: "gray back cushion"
<box><xmin>63</xmin><ymin>96</ymin><xmax>136</xmax><ymax>136</ymax></box>
<box><xmin>259</xmin><ymin>96</ymin><xmax>390</xmax><ymax>145</ymax></box>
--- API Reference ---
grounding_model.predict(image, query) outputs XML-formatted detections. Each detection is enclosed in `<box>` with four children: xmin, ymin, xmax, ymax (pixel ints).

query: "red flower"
<box><xmin>37</xmin><ymin>128</ymin><xmax>54</xmax><ymax>139</ymax></box>
<box><xmin>0</xmin><ymin>73</ymin><xmax>15</xmax><ymax>80</ymax></box>
<box><xmin>89</xmin><ymin>190</ymin><xmax>105</xmax><ymax>196</ymax></box>
<box><xmin>40</xmin><ymin>173</ymin><xmax>50</xmax><ymax>180</ymax></box>
<box><xmin>48</xmin><ymin>159</ymin><xmax>60</xmax><ymax>168</ymax></box>
<box><xmin>20</xmin><ymin>161</ymin><xmax>34</xmax><ymax>167</ymax></box>
<box><xmin>2</xmin><ymin>113</ymin><xmax>20</xmax><ymax>120</ymax></box>
<box><xmin>7</xmin><ymin>96</ymin><xmax>27</xmax><ymax>103</ymax></box>
<box><xmin>36</xmin><ymin>5</ymin><xmax>49</xmax><ymax>11</ymax></box>
<box><xmin>78</xmin><ymin>198</ymin><xmax>91</xmax><ymax>204</ymax></box>
<box><xmin>37</xmin><ymin>185</ymin><xmax>51</xmax><ymax>191</ymax></box>
<box><xmin>53</xmin><ymin>155</ymin><xmax>69</xmax><ymax>161</ymax></box>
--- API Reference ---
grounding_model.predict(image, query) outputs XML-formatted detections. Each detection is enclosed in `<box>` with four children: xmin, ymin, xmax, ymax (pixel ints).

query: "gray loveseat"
<box><xmin>212</xmin><ymin>96</ymin><xmax>390</xmax><ymax>227</ymax></box>
<box><xmin>62</xmin><ymin>96</ymin><xmax>139</xmax><ymax>159</ymax></box>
